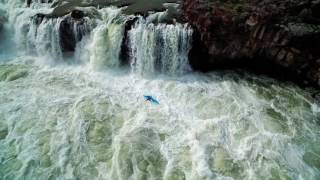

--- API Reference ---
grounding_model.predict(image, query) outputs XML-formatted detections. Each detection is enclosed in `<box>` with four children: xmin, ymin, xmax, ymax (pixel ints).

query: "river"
<box><xmin>0</xmin><ymin>1</ymin><xmax>320</xmax><ymax>179</ymax></box>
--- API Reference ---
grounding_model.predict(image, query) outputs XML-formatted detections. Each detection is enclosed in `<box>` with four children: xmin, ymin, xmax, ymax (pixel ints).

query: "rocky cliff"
<box><xmin>183</xmin><ymin>0</ymin><xmax>320</xmax><ymax>87</ymax></box>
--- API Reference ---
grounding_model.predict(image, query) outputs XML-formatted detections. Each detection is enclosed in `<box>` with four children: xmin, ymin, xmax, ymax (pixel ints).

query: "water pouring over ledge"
<box><xmin>0</xmin><ymin>1</ymin><xmax>320</xmax><ymax>180</ymax></box>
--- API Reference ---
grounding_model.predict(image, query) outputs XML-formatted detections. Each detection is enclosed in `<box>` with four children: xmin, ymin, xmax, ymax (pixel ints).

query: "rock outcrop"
<box><xmin>0</xmin><ymin>8</ymin><xmax>6</xmax><ymax>32</ymax></box>
<box><xmin>36</xmin><ymin>0</ymin><xmax>179</xmax><ymax>17</ymax></box>
<box><xmin>59</xmin><ymin>14</ymin><xmax>91</xmax><ymax>52</ymax></box>
<box><xmin>183</xmin><ymin>0</ymin><xmax>320</xmax><ymax>87</ymax></box>
<box><xmin>0</xmin><ymin>16</ymin><xmax>5</xmax><ymax>32</ymax></box>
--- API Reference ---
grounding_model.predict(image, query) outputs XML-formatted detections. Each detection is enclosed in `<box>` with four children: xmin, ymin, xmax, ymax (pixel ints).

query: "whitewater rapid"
<box><xmin>0</xmin><ymin>57</ymin><xmax>320</xmax><ymax>180</ymax></box>
<box><xmin>0</xmin><ymin>1</ymin><xmax>320</xmax><ymax>180</ymax></box>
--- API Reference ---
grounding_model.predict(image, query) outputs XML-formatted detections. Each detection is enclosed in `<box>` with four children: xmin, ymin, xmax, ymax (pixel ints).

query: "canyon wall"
<box><xmin>183</xmin><ymin>0</ymin><xmax>320</xmax><ymax>87</ymax></box>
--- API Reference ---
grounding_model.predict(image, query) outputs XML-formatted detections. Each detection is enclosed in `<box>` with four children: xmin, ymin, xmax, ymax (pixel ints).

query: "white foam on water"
<box><xmin>0</xmin><ymin>59</ymin><xmax>319</xmax><ymax>179</ymax></box>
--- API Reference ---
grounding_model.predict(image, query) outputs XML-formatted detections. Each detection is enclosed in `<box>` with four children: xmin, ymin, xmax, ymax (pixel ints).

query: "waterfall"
<box><xmin>74</xmin><ymin>9</ymin><xmax>193</xmax><ymax>75</ymax></box>
<box><xmin>9</xmin><ymin>6</ymin><xmax>93</xmax><ymax>62</ymax></box>
<box><xmin>27</xmin><ymin>17</ymin><xmax>64</xmax><ymax>61</ymax></box>
<box><xmin>128</xmin><ymin>17</ymin><xmax>193</xmax><ymax>76</ymax></box>
<box><xmin>84</xmin><ymin>7</ymin><xmax>126</xmax><ymax>70</ymax></box>
<box><xmin>1</xmin><ymin>1</ymin><xmax>320</xmax><ymax>180</ymax></box>
<box><xmin>3</xmin><ymin>1</ymin><xmax>193</xmax><ymax>75</ymax></box>
<box><xmin>14</xmin><ymin>15</ymin><xmax>94</xmax><ymax>62</ymax></box>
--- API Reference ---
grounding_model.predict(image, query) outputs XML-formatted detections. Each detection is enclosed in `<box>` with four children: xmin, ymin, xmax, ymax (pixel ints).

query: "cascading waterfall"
<box><xmin>72</xmin><ymin>18</ymin><xmax>93</xmax><ymax>44</ymax></box>
<box><xmin>4</xmin><ymin>0</ymin><xmax>193</xmax><ymax>73</ymax></box>
<box><xmin>0</xmin><ymin>1</ymin><xmax>320</xmax><ymax>180</ymax></box>
<box><xmin>128</xmin><ymin>17</ymin><xmax>193</xmax><ymax>76</ymax></box>
<box><xmin>2</xmin><ymin>0</ymin><xmax>94</xmax><ymax>63</ymax></box>
<box><xmin>26</xmin><ymin>17</ymin><xmax>64</xmax><ymax>61</ymax></box>
<box><xmin>15</xmin><ymin>14</ymin><xmax>94</xmax><ymax>62</ymax></box>
<box><xmin>74</xmin><ymin>9</ymin><xmax>192</xmax><ymax>74</ymax></box>
<box><xmin>0</xmin><ymin>0</ymin><xmax>28</xmax><ymax>61</ymax></box>
<box><xmin>84</xmin><ymin>7</ymin><xmax>127</xmax><ymax>70</ymax></box>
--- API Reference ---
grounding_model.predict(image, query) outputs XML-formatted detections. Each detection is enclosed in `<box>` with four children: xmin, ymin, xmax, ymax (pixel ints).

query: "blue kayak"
<box><xmin>144</xmin><ymin>95</ymin><xmax>160</xmax><ymax>105</ymax></box>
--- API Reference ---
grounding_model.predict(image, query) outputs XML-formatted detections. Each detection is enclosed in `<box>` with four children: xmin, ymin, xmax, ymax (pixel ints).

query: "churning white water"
<box><xmin>86</xmin><ymin>7</ymin><xmax>126</xmax><ymax>70</ymax></box>
<box><xmin>0</xmin><ymin>1</ymin><xmax>320</xmax><ymax>180</ymax></box>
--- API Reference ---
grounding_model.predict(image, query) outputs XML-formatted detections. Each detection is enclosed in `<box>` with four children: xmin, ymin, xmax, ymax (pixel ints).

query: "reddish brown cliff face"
<box><xmin>183</xmin><ymin>0</ymin><xmax>320</xmax><ymax>87</ymax></box>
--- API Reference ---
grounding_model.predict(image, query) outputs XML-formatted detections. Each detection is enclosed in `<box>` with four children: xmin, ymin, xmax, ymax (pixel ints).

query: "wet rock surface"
<box><xmin>0</xmin><ymin>17</ymin><xmax>4</xmax><ymax>32</ymax></box>
<box><xmin>0</xmin><ymin>9</ymin><xmax>6</xmax><ymax>33</ymax></box>
<box><xmin>40</xmin><ymin>0</ymin><xmax>179</xmax><ymax>17</ymax></box>
<box><xmin>183</xmin><ymin>0</ymin><xmax>320</xmax><ymax>88</ymax></box>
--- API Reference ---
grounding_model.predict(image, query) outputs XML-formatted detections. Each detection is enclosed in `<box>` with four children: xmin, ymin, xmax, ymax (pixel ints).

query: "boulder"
<box><xmin>71</xmin><ymin>9</ymin><xmax>85</xmax><ymax>19</ymax></box>
<box><xmin>59</xmin><ymin>15</ymin><xmax>91</xmax><ymax>52</ymax></box>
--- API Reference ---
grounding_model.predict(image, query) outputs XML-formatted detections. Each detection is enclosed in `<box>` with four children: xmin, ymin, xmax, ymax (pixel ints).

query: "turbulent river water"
<box><xmin>0</xmin><ymin>1</ymin><xmax>320</xmax><ymax>180</ymax></box>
